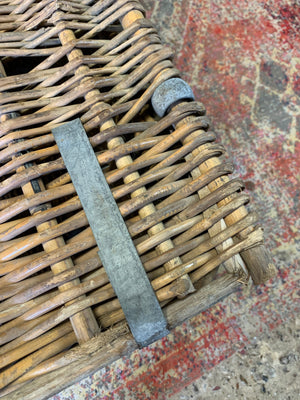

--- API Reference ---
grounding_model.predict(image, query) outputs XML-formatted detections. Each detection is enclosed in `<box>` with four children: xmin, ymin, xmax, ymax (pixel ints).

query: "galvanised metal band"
<box><xmin>53</xmin><ymin>119</ymin><xmax>169</xmax><ymax>347</ymax></box>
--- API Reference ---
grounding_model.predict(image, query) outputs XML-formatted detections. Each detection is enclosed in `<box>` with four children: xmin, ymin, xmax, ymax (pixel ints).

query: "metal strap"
<box><xmin>53</xmin><ymin>119</ymin><xmax>169</xmax><ymax>347</ymax></box>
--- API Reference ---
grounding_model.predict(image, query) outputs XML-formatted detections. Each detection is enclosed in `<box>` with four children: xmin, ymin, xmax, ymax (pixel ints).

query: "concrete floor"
<box><xmin>170</xmin><ymin>290</ymin><xmax>299</xmax><ymax>400</ymax></box>
<box><xmin>51</xmin><ymin>1</ymin><xmax>299</xmax><ymax>399</ymax></box>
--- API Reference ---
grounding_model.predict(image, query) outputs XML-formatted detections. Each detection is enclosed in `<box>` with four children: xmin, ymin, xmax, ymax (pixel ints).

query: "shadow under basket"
<box><xmin>0</xmin><ymin>1</ymin><xmax>277</xmax><ymax>399</ymax></box>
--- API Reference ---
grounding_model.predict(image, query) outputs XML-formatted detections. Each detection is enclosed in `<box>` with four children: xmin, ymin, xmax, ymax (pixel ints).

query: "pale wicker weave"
<box><xmin>0</xmin><ymin>1</ymin><xmax>276</xmax><ymax>398</ymax></box>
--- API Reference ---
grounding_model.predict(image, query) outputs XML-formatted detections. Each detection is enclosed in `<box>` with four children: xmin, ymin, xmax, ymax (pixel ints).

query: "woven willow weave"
<box><xmin>0</xmin><ymin>1</ymin><xmax>276</xmax><ymax>398</ymax></box>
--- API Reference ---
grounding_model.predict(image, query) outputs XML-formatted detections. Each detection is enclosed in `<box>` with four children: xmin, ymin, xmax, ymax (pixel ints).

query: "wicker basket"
<box><xmin>0</xmin><ymin>1</ymin><xmax>276</xmax><ymax>398</ymax></box>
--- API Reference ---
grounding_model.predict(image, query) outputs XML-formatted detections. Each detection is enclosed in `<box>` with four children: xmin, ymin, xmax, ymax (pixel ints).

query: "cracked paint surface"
<box><xmin>51</xmin><ymin>1</ymin><xmax>299</xmax><ymax>399</ymax></box>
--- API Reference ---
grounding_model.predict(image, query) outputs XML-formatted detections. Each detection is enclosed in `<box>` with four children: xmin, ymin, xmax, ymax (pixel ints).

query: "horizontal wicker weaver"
<box><xmin>0</xmin><ymin>0</ymin><xmax>276</xmax><ymax>398</ymax></box>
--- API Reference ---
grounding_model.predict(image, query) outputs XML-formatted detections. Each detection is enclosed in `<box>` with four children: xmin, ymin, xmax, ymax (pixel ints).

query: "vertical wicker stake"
<box><xmin>120</xmin><ymin>9</ymin><xmax>196</xmax><ymax>298</ymax></box>
<box><xmin>0</xmin><ymin>64</ymin><xmax>100</xmax><ymax>346</ymax></box>
<box><xmin>150</xmin><ymin>76</ymin><xmax>276</xmax><ymax>285</ymax></box>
